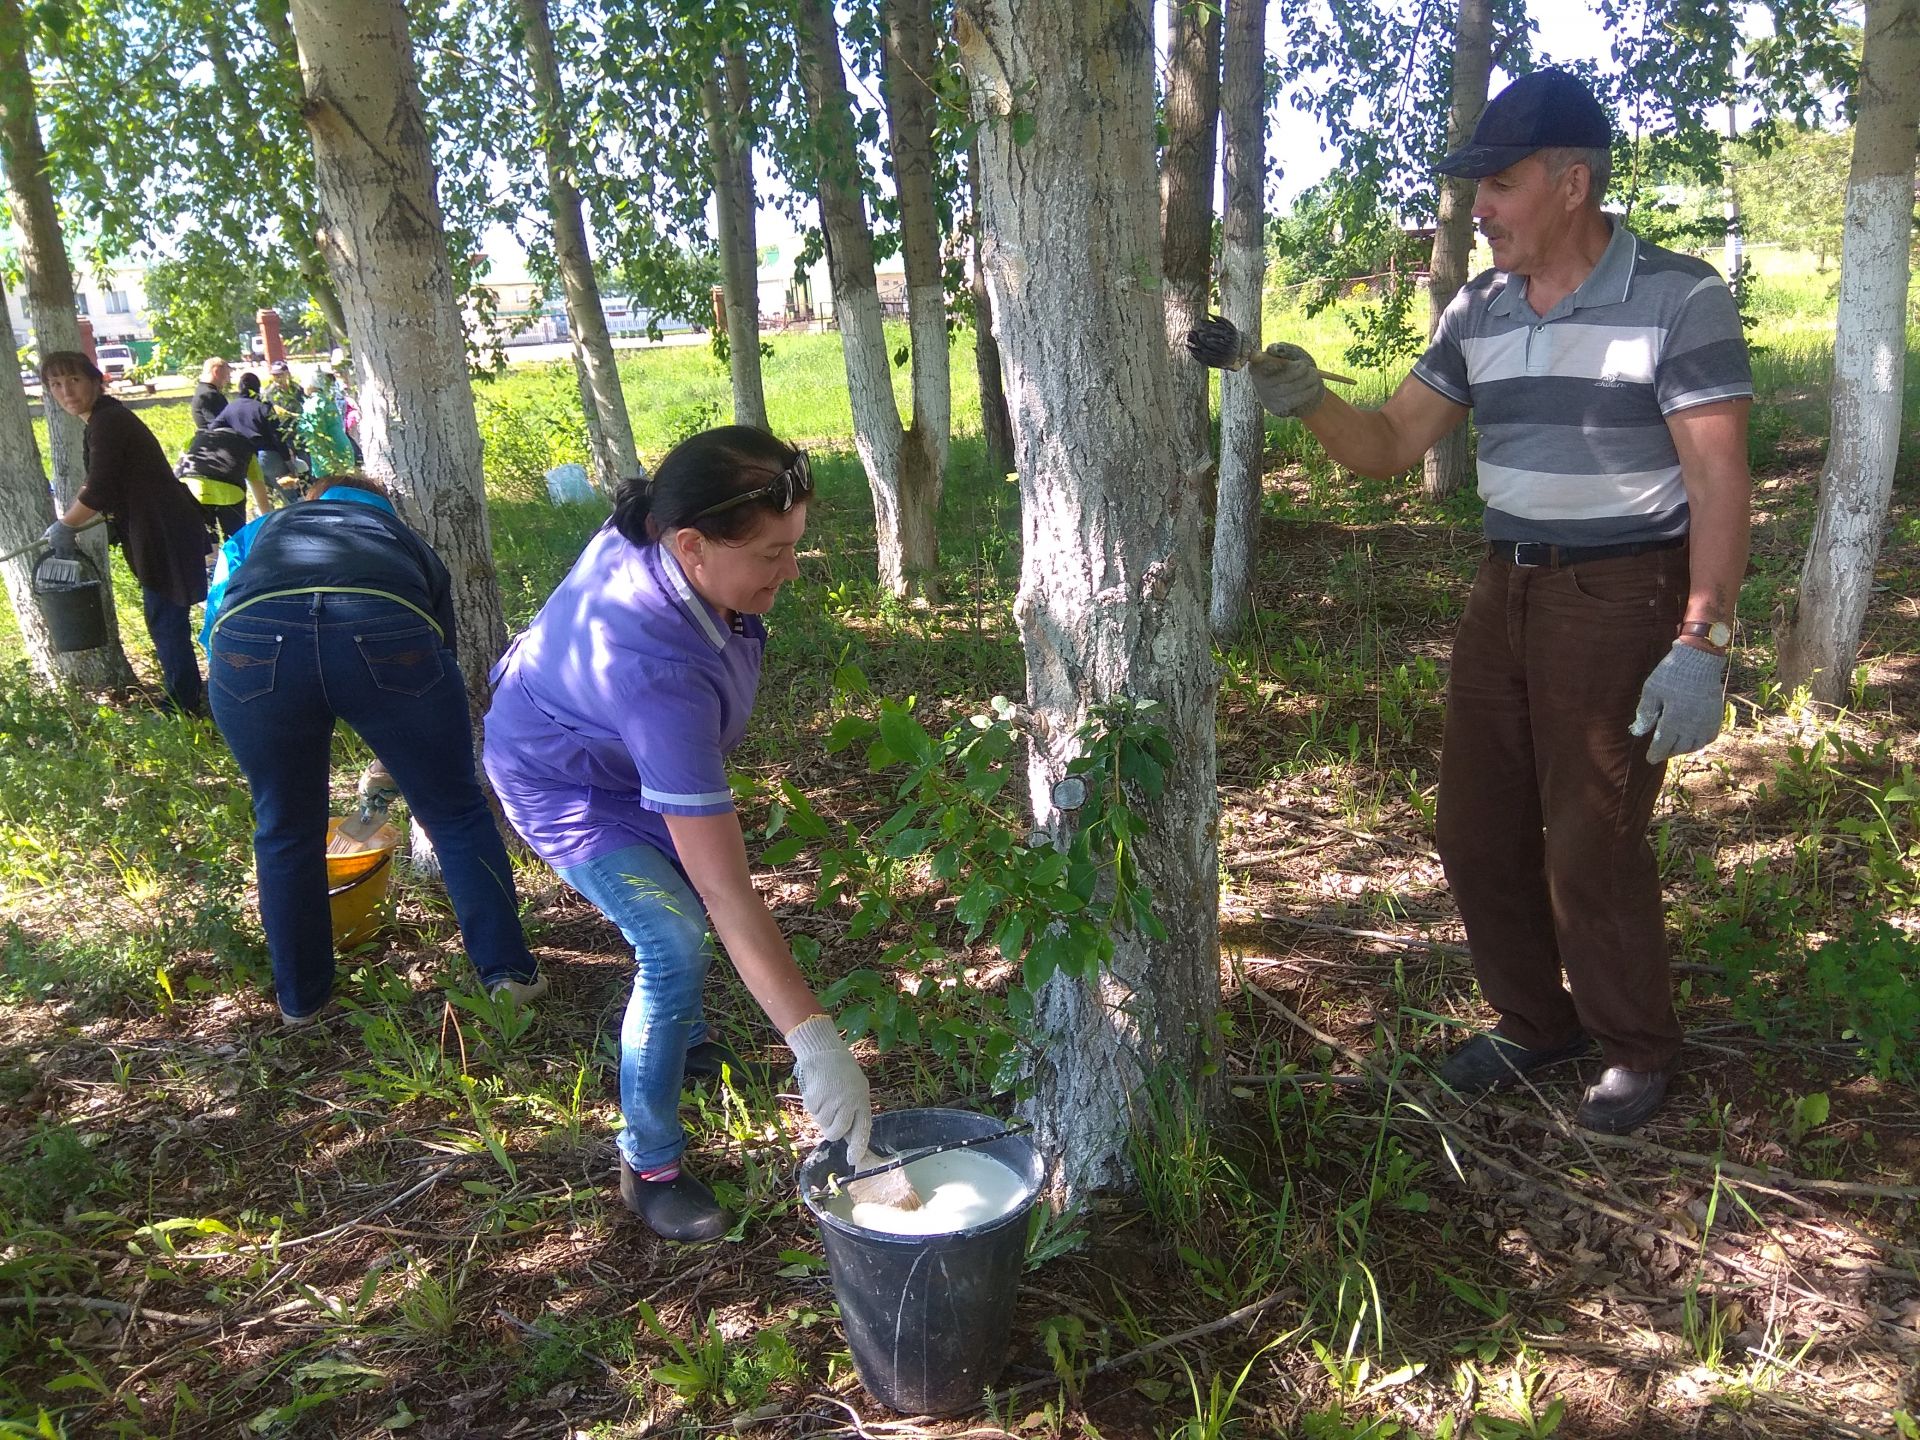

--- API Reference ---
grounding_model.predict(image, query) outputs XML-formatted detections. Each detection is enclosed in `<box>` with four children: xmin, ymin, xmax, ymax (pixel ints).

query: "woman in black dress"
<box><xmin>40</xmin><ymin>351</ymin><xmax>211</xmax><ymax>713</ymax></box>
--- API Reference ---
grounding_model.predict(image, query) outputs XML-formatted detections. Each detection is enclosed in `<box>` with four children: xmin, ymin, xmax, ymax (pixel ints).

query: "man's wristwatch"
<box><xmin>1679</xmin><ymin>619</ymin><xmax>1732</xmax><ymax>648</ymax></box>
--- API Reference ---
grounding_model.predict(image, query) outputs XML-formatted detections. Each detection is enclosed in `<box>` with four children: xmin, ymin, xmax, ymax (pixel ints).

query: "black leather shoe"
<box><xmin>618</xmin><ymin>1160</ymin><xmax>733</xmax><ymax>1243</ymax></box>
<box><xmin>1434</xmin><ymin>1031</ymin><xmax>1593</xmax><ymax>1093</ymax></box>
<box><xmin>1575</xmin><ymin>1066</ymin><xmax>1669</xmax><ymax>1134</ymax></box>
<box><xmin>683</xmin><ymin>1040</ymin><xmax>773</xmax><ymax>1089</ymax></box>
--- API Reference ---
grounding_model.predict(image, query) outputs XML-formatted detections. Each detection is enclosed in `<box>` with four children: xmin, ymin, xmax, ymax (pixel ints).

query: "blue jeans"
<box><xmin>142</xmin><ymin>587</ymin><xmax>201</xmax><ymax>713</ymax></box>
<box><xmin>556</xmin><ymin>843</ymin><xmax>713</xmax><ymax>1171</ymax></box>
<box><xmin>207</xmin><ymin>592</ymin><xmax>538</xmax><ymax>1018</ymax></box>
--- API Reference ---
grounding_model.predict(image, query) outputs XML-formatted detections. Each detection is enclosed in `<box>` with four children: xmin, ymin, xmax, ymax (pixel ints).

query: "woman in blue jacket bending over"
<box><xmin>202</xmin><ymin>473</ymin><xmax>543</xmax><ymax>1025</ymax></box>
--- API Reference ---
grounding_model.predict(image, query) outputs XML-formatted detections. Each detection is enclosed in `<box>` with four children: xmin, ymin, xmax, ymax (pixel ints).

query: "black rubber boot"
<box><xmin>683</xmin><ymin>1039</ymin><xmax>774</xmax><ymax>1089</ymax></box>
<box><xmin>618</xmin><ymin>1160</ymin><xmax>732</xmax><ymax>1243</ymax></box>
<box><xmin>1575</xmin><ymin>1066</ymin><xmax>1670</xmax><ymax>1134</ymax></box>
<box><xmin>1434</xmin><ymin>1031</ymin><xmax>1593</xmax><ymax>1093</ymax></box>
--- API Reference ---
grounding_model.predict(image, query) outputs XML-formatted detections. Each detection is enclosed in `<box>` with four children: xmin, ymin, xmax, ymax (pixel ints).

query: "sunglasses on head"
<box><xmin>690</xmin><ymin>450</ymin><xmax>813</xmax><ymax>521</ymax></box>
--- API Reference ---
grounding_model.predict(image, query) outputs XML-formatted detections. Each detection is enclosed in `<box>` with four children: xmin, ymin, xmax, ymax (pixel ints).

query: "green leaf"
<box><xmin>1011</xmin><ymin>110</ymin><xmax>1036</xmax><ymax>146</ymax></box>
<box><xmin>760</xmin><ymin>835</ymin><xmax>808</xmax><ymax>866</ymax></box>
<box><xmin>878</xmin><ymin>704</ymin><xmax>933</xmax><ymax>765</ymax></box>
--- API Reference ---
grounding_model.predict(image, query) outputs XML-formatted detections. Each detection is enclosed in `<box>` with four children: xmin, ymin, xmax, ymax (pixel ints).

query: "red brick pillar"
<box><xmin>77</xmin><ymin>317</ymin><xmax>98</xmax><ymax>365</ymax></box>
<box><xmin>256</xmin><ymin>309</ymin><xmax>286</xmax><ymax>364</ymax></box>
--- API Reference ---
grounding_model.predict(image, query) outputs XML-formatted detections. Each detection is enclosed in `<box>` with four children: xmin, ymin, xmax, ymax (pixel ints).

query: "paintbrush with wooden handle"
<box><xmin>1184</xmin><ymin>313</ymin><xmax>1356</xmax><ymax>385</ymax></box>
<box><xmin>845</xmin><ymin>1136</ymin><xmax>923</xmax><ymax>1210</ymax></box>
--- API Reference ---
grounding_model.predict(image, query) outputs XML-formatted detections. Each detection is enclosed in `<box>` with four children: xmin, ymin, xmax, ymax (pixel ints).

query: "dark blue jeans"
<box><xmin>207</xmin><ymin>592</ymin><xmax>538</xmax><ymax>1018</ymax></box>
<box><xmin>141</xmin><ymin>587</ymin><xmax>202</xmax><ymax>713</ymax></box>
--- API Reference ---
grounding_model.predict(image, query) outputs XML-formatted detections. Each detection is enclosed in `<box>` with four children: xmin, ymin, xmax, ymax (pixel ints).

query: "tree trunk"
<box><xmin>704</xmin><ymin>47</ymin><xmax>769</xmax><ymax>430</ymax></box>
<box><xmin>1421</xmin><ymin>0</ymin><xmax>1492</xmax><ymax>502</ymax></box>
<box><xmin>1159</xmin><ymin>0</ymin><xmax>1220</xmax><ymax>476</ymax></box>
<box><xmin>1209</xmin><ymin>0</ymin><xmax>1268</xmax><ymax>639</ymax></box>
<box><xmin>957</xmin><ymin>0</ymin><xmax>1221</xmax><ymax>1197</ymax></box>
<box><xmin>0</xmin><ymin>274</ymin><xmax>74</xmax><ymax>687</ymax></box>
<box><xmin>795</xmin><ymin>0</ymin><xmax>921</xmax><ymax>597</ymax></box>
<box><xmin>247</xmin><ymin>0</ymin><xmax>353</xmax><ymax>343</ymax></box>
<box><xmin>206</xmin><ymin>3</ymin><xmax>350</xmax><ymax>346</ymax></box>
<box><xmin>1775</xmin><ymin>0</ymin><xmax>1920</xmax><ymax>704</ymax></box>
<box><xmin>518</xmin><ymin>0</ymin><xmax>642</xmax><ymax>497</ymax></box>
<box><xmin>883</xmin><ymin>0</ymin><xmax>950</xmax><ymax>596</ymax></box>
<box><xmin>0</xmin><ymin>0</ymin><xmax>136</xmax><ymax>691</ymax></box>
<box><xmin>967</xmin><ymin>142</ymin><xmax>1015</xmax><ymax>480</ymax></box>
<box><xmin>287</xmin><ymin>0</ymin><xmax>507</xmax><ymax>717</ymax></box>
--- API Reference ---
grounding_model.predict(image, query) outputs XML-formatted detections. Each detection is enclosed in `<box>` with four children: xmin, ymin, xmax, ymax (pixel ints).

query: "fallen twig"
<box><xmin>0</xmin><ymin>1295</ymin><xmax>214</xmax><ymax>1327</ymax></box>
<box><xmin>170</xmin><ymin>1163</ymin><xmax>459</xmax><ymax>1259</ymax></box>
<box><xmin>1250</xmin><ymin>910</ymin><xmax>1469</xmax><ymax>957</ymax></box>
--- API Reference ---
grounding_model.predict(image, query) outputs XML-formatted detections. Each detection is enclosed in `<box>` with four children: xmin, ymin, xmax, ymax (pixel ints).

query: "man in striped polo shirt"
<box><xmin>1250</xmin><ymin>69</ymin><xmax>1751</xmax><ymax>1134</ymax></box>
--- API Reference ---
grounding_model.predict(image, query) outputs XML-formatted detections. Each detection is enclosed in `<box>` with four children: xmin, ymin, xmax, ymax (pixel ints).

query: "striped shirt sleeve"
<box><xmin>1655</xmin><ymin>276</ymin><xmax>1753</xmax><ymax>415</ymax></box>
<box><xmin>615</xmin><ymin>668</ymin><xmax>737</xmax><ymax>817</ymax></box>
<box><xmin>1410</xmin><ymin>281</ymin><xmax>1480</xmax><ymax>407</ymax></box>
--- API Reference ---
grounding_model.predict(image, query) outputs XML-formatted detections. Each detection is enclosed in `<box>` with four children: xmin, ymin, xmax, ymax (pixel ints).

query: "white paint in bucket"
<box><xmin>824</xmin><ymin>1149</ymin><xmax>1028</xmax><ymax>1236</ymax></box>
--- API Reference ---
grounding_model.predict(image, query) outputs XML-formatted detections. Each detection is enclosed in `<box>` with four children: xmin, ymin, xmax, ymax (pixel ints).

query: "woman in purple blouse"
<box><xmin>484</xmin><ymin>427</ymin><xmax>870</xmax><ymax>1242</ymax></box>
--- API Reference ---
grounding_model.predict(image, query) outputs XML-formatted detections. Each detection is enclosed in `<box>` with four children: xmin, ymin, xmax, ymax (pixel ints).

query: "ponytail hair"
<box><xmin>612</xmin><ymin>425</ymin><xmax>805</xmax><ymax>546</ymax></box>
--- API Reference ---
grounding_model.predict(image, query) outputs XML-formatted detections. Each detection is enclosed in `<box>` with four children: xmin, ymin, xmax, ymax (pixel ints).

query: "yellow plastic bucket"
<box><xmin>326</xmin><ymin>819</ymin><xmax>401</xmax><ymax>949</ymax></box>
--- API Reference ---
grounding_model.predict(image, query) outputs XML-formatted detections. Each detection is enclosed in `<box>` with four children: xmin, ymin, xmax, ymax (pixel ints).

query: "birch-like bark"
<box><xmin>0</xmin><ymin>275</ymin><xmax>75</xmax><ymax>687</ymax></box>
<box><xmin>205</xmin><ymin>3</ymin><xmax>349</xmax><ymax>344</ymax></box>
<box><xmin>1775</xmin><ymin>0</ymin><xmax>1919</xmax><ymax>704</ymax></box>
<box><xmin>0</xmin><ymin>0</ymin><xmax>135</xmax><ymax>690</ymax></box>
<box><xmin>518</xmin><ymin>0</ymin><xmax>642</xmax><ymax>497</ymax></box>
<box><xmin>287</xmin><ymin>0</ymin><xmax>507</xmax><ymax>716</ymax></box>
<box><xmin>884</xmin><ymin>0</ymin><xmax>951</xmax><ymax>594</ymax></box>
<box><xmin>703</xmin><ymin>46</ymin><xmax>769</xmax><ymax>430</ymax></box>
<box><xmin>1421</xmin><ymin>0</ymin><xmax>1492</xmax><ymax>502</ymax></box>
<box><xmin>958</xmin><ymin>0</ymin><xmax>1220</xmax><ymax>1197</ymax></box>
<box><xmin>1208</xmin><ymin>0</ymin><xmax>1268</xmax><ymax>638</ymax></box>
<box><xmin>1159</xmin><ymin>0</ymin><xmax>1220</xmax><ymax>476</ymax></box>
<box><xmin>967</xmin><ymin>141</ymin><xmax>1015</xmax><ymax>480</ymax></box>
<box><xmin>795</xmin><ymin>0</ymin><xmax>922</xmax><ymax>596</ymax></box>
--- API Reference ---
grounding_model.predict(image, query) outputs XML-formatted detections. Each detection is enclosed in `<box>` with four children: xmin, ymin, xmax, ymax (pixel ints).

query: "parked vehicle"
<box><xmin>96</xmin><ymin>343</ymin><xmax>135</xmax><ymax>381</ymax></box>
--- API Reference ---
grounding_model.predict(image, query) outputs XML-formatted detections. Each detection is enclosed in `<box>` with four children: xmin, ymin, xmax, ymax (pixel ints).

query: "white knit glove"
<box><xmin>1629</xmin><ymin>641</ymin><xmax>1727</xmax><ymax>762</ymax></box>
<box><xmin>1249</xmin><ymin>342</ymin><xmax>1326</xmax><ymax>417</ymax></box>
<box><xmin>785</xmin><ymin>1014</ymin><xmax>871</xmax><ymax>1158</ymax></box>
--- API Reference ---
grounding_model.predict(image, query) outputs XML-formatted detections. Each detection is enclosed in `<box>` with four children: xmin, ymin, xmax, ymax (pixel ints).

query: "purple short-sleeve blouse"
<box><xmin>482</xmin><ymin>526</ymin><xmax>766</xmax><ymax>870</ymax></box>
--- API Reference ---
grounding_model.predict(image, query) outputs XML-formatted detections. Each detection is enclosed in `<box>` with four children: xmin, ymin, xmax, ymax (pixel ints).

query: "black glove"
<box><xmin>41</xmin><ymin>521</ymin><xmax>78</xmax><ymax>560</ymax></box>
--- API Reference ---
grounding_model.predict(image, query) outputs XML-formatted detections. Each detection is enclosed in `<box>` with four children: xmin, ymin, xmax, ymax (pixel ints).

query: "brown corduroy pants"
<box><xmin>1434</xmin><ymin>545</ymin><xmax>1690</xmax><ymax>1073</ymax></box>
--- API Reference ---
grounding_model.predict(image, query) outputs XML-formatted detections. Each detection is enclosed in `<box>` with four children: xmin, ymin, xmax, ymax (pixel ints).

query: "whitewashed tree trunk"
<box><xmin>958</xmin><ymin>0</ymin><xmax>1221</xmax><ymax>1197</ymax></box>
<box><xmin>288</xmin><ymin>0</ymin><xmax>507</xmax><ymax>717</ymax></box>
<box><xmin>884</xmin><ymin>0</ymin><xmax>951</xmax><ymax>596</ymax></box>
<box><xmin>967</xmin><ymin>142</ymin><xmax>1016</xmax><ymax>481</ymax></box>
<box><xmin>203</xmin><ymin>5</ymin><xmax>350</xmax><ymax>344</ymax></box>
<box><xmin>1776</xmin><ymin>0</ymin><xmax>1920</xmax><ymax>704</ymax></box>
<box><xmin>704</xmin><ymin>46</ymin><xmax>769</xmax><ymax>431</ymax></box>
<box><xmin>1160</xmin><ymin>0</ymin><xmax>1220</xmax><ymax>477</ymax></box>
<box><xmin>0</xmin><ymin>276</ymin><xmax>72</xmax><ymax>687</ymax></box>
<box><xmin>795</xmin><ymin>0</ymin><xmax>921</xmax><ymax>597</ymax></box>
<box><xmin>1208</xmin><ymin>0</ymin><xmax>1268</xmax><ymax>638</ymax></box>
<box><xmin>1421</xmin><ymin>0</ymin><xmax>1491</xmax><ymax>503</ymax></box>
<box><xmin>518</xmin><ymin>0</ymin><xmax>642</xmax><ymax>497</ymax></box>
<box><xmin>0</xmin><ymin>2</ymin><xmax>136</xmax><ymax>691</ymax></box>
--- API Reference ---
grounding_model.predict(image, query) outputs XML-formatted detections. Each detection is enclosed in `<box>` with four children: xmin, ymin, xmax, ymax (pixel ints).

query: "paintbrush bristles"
<box><xmin>848</xmin><ymin>1166</ymin><xmax>923</xmax><ymax>1211</ymax></box>
<box><xmin>844</xmin><ymin>1140</ymin><xmax>924</xmax><ymax>1211</ymax></box>
<box><xmin>1184</xmin><ymin>313</ymin><xmax>1256</xmax><ymax>371</ymax></box>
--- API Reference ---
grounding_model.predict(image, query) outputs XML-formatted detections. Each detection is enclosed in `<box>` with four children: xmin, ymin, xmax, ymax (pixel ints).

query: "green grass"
<box><xmin>0</xmin><ymin>250</ymin><xmax>1914</xmax><ymax>1438</ymax></box>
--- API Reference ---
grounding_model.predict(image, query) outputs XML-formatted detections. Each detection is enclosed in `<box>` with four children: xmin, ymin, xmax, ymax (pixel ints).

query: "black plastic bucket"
<box><xmin>32</xmin><ymin>552</ymin><xmax>108</xmax><ymax>654</ymax></box>
<box><xmin>799</xmin><ymin>1107</ymin><xmax>1043</xmax><ymax>1416</ymax></box>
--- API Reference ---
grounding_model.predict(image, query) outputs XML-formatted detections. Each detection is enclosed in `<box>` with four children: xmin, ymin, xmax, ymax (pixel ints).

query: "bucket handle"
<box><xmin>805</xmin><ymin>1120</ymin><xmax>1034</xmax><ymax>1202</ymax></box>
<box><xmin>31</xmin><ymin>549</ymin><xmax>101</xmax><ymax>587</ymax></box>
<box><xmin>327</xmin><ymin>850</ymin><xmax>393</xmax><ymax>900</ymax></box>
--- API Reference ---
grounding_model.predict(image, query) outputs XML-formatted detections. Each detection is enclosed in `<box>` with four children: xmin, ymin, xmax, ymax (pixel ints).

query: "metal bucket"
<box><xmin>32</xmin><ymin>552</ymin><xmax>108</xmax><ymax>654</ymax></box>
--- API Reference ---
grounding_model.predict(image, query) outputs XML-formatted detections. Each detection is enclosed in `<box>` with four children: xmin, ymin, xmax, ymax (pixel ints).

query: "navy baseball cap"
<box><xmin>1436</xmin><ymin>68</ymin><xmax>1612</xmax><ymax>179</ymax></box>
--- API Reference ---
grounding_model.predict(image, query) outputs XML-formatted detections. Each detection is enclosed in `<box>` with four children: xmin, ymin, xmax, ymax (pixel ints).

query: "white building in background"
<box><xmin>5</xmin><ymin>262</ymin><xmax>155</xmax><ymax>355</ymax></box>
